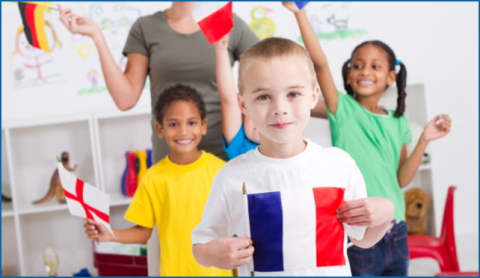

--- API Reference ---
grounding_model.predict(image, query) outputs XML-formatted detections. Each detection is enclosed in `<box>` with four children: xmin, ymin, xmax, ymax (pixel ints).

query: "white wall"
<box><xmin>364</xmin><ymin>2</ymin><xmax>479</xmax><ymax>237</ymax></box>
<box><xmin>2</xmin><ymin>0</ymin><xmax>478</xmax><ymax>241</ymax></box>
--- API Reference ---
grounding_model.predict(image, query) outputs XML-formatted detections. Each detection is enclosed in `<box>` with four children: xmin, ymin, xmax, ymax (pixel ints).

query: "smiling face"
<box><xmin>155</xmin><ymin>100</ymin><xmax>206</xmax><ymax>160</ymax></box>
<box><xmin>347</xmin><ymin>44</ymin><xmax>396</xmax><ymax>97</ymax></box>
<box><xmin>238</xmin><ymin>56</ymin><xmax>319</xmax><ymax>150</ymax></box>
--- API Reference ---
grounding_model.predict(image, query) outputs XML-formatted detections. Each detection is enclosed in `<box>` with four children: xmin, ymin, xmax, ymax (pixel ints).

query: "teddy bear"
<box><xmin>404</xmin><ymin>187</ymin><xmax>432</xmax><ymax>235</ymax></box>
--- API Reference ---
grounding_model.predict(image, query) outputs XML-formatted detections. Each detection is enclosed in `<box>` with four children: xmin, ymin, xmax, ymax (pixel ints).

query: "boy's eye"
<box><xmin>169</xmin><ymin>123</ymin><xmax>178</xmax><ymax>127</ymax></box>
<box><xmin>288</xmin><ymin>92</ymin><xmax>300</xmax><ymax>98</ymax></box>
<box><xmin>257</xmin><ymin>95</ymin><xmax>270</xmax><ymax>101</ymax></box>
<box><xmin>189</xmin><ymin>121</ymin><xmax>197</xmax><ymax>126</ymax></box>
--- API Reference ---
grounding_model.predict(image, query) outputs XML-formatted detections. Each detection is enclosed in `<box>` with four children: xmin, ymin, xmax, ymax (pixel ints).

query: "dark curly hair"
<box><xmin>154</xmin><ymin>84</ymin><xmax>207</xmax><ymax>124</ymax></box>
<box><xmin>341</xmin><ymin>40</ymin><xmax>407</xmax><ymax>117</ymax></box>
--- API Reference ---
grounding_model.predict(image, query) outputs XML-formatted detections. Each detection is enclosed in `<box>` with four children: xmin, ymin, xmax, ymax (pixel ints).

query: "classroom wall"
<box><xmin>2</xmin><ymin>0</ymin><xmax>478</xmax><ymax>239</ymax></box>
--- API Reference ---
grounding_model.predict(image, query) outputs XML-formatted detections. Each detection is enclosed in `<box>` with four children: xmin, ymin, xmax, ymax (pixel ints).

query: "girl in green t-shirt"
<box><xmin>284</xmin><ymin>2</ymin><xmax>451</xmax><ymax>276</ymax></box>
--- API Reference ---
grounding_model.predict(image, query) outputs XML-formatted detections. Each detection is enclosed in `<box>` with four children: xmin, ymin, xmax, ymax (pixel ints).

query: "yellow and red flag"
<box><xmin>17</xmin><ymin>2</ymin><xmax>52</xmax><ymax>52</ymax></box>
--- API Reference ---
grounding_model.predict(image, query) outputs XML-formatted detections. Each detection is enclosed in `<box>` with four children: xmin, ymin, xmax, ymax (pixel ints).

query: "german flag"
<box><xmin>17</xmin><ymin>2</ymin><xmax>51</xmax><ymax>52</ymax></box>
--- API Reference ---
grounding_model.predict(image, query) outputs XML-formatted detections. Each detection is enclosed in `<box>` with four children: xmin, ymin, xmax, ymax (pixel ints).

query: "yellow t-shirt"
<box><xmin>124</xmin><ymin>151</ymin><xmax>230</xmax><ymax>276</ymax></box>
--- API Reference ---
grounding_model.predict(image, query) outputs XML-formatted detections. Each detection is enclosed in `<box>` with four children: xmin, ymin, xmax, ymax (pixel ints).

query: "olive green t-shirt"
<box><xmin>123</xmin><ymin>11</ymin><xmax>258</xmax><ymax>162</ymax></box>
<box><xmin>327</xmin><ymin>92</ymin><xmax>412</xmax><ymax>220</ymax></box>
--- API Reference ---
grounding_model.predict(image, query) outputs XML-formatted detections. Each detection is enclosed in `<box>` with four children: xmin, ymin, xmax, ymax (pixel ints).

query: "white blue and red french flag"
<box><xmin>193</xmin><ymin>2</ymin><xmax>233</xmax><ymax>44</ymax></box>
<box><xmin>247</xmin><ymin>187</ymin><xmax>345</xmax><ymax>272</ymax></box>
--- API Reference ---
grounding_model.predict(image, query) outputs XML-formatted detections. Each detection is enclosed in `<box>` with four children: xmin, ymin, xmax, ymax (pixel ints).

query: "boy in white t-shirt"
<box><xmin>192</xmin><ymin>37</ymin><xmax>395</xmax><ymax>276</ymax></box>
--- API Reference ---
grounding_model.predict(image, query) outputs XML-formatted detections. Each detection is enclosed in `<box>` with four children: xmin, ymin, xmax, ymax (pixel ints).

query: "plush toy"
<box><xmin>405</xmin><ymin>187</ymin><xmax>432</xmax><ymax>235</ymax></box>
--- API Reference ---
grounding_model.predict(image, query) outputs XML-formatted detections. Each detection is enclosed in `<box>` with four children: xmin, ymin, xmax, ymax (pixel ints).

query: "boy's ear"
<box><xmin>310</xmin><ymin>85</ymin><xmax>320</xmax><ymax>109</ymax></box>
<box><xmin>201</xmin><ymin>118</ymin><xmax>207</xmax><ymax>136</ymax></box>
<box><xmin>237</xmin><ymin>93</ymin><xmax>248</xmax><ymax>116</ymax></box>
<box><xmin>155</xmin><ymin>122</ymin><xmax>164</xmax><ymax>139</ymax></box>
<box><xmin>387</xmin><ymin>70</ymin><xmax>396</xmax><ymax>86</ymax></box>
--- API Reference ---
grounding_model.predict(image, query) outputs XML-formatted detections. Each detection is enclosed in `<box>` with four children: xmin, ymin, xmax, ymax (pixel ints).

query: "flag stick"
<box><xmin>232</xmin><ymin>234</ymin><xmax>239</xmax><ymax>277</ymax></box>
<box><xmin>243</xmin><ymin>183</ymin><xmax>254</xmax><ymax>276</ymax></box>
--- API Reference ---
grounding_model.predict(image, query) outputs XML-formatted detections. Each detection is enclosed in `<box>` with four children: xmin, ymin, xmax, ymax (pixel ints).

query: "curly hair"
<box><xmin>341</xmin><ymin>40</ymin><xmax>407</xmax><ymax>117</ymax></box>
<box><xmin>154</xmin><ymin>84</ymin><xmax>207</xmax><ymax>124</ymax></box>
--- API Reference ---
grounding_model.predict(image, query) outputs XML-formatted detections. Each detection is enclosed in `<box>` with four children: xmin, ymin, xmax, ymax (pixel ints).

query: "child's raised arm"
<box><xmin>214</xmin><ymin>34</ymin><xmax>243</xmax><ymax>144</ymax></box>
<box><xmin>397</xmin><ymin>114</ymin><xmax>452</xmax><ymax>187</ymax></box>
<box><xmin>283</xmin><ymin>2</ymin><xmax>339</xmax><ymax>115</ymax></box>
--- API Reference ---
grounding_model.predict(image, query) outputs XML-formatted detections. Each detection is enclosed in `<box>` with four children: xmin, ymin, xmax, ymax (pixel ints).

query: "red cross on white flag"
<box><xmin>57</xmin><ymin>162</ymin><xmax>114</xmax><ymax>238</ymax></box>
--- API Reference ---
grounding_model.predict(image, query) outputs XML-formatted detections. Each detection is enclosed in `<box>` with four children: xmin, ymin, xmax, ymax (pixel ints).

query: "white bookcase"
<box><xmin>1</xmin><ymin>108</ymin><xmax>152</xmax><ymax>276</ymax></box>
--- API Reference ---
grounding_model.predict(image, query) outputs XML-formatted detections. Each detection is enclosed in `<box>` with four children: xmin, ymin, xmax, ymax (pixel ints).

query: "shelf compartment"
<box><xmin>19</xmin><ymin>210</ymin><xmax>95</xmax><ymax>276</ymax></box>
<box><xmin>2</xmin><ymin>217</ymin><xmax>21</xmax><ymax>276</ymax></box>
<box><xmin>94</xmin><ymin>112</ymin><xmax>151</xmax><ymax>201</ymax></box>
<box><xmin>8</xmin><ymin>118</ymin><xmax>97</xmax><ymax>213</ymax></box>
<box><xmin>2</xmin><ymin>129</ymin><xmax>15</xmax><ymax>216</ymax></box>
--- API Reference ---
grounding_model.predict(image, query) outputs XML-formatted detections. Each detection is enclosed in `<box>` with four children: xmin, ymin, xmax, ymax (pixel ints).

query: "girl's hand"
<box><xmin>282</xmin><ymin>2</ymin><xmax>301</xmax><ymax>13</ymax></box>
<box><xmin>422</xmin><ymin>114</ymin><xmax>452</xmax><ymax>142</ymax></box>
<box><xmin>213</xmin><ymin>34</ymin><xmax>229</xmax><ymax>51</ymax></box>
<box><xmin>337</xmin><ymin>197</ymin><xmax>394</xmax><ymax>227</ymax></box>
<box><xmin>83</xmin><ymin>219</ymin><xmax>114</xmax><ymax>242</ymax></box>
<box><xmin>58</xmin><ymin>4</ymin><xmax>101</xmax><ymax>39</ymax></box>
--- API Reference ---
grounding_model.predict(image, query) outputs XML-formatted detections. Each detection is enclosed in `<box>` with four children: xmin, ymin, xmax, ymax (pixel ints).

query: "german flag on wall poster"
<box><xmin>17</xmin><ymin>2</ymin><xmax>52</xmax><ymax>52</ymax></box>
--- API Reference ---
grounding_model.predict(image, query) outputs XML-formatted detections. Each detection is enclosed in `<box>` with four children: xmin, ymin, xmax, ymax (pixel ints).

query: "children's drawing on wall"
<box><xmin>249</xmin><ymin>6</ymin><xmax>277</xmax><ymax>40</ymax></box>
<box><xmin>8</xmin><ymin>4</ymin><xmax>68</xmax><ymax>88</ymax></box>
<box><xmin>89</xmin><ymin>2</ymin><xmax>141</xmax><ymax>35</ymax></box>
<box><xmin>299</xmin><ymin>2</ymin><xmax>369</xmax><ymax>42</ymax></box>
<box><xmin>72</xmin><ymin>2</ymin><xmax>161</xmax><ymax>95</ymax></box>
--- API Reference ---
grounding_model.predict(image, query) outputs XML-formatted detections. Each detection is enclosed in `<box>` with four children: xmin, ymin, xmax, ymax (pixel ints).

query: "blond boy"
<box><xmin>191</xmin><ymin>38</ymin><xmax>395</xmax><ymax>276</ymax></box>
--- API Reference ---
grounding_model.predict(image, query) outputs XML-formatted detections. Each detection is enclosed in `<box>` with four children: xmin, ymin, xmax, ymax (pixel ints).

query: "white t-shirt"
<box><xmin>192</xmin><ymin>140</ymin><xmax>367</xmax><ymax>276</ymax></box>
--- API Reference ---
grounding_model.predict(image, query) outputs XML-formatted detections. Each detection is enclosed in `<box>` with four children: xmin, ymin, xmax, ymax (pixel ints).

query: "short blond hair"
<box><xmin>238</xmin><ymin>37</ymin><xmax>316</xmax><ymax>94</ymax></box>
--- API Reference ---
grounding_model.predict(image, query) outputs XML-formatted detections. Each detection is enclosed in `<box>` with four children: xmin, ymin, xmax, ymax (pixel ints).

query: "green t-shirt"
<box><xmin>123</xmin><ymin>11</ymin><xmax>258</xmax><ymax>162</ymax></box>
<box><xmin>327</xmin><ymin>92</ymin><xmax>412</xmax><ymax>220</ymax></box>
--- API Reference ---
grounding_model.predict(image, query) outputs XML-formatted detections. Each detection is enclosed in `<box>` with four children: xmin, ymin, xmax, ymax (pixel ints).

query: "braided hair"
<box><xmin>341</xmin><ymin>41</ymin><xmax>407</xmax><ymax>117</ymax></box>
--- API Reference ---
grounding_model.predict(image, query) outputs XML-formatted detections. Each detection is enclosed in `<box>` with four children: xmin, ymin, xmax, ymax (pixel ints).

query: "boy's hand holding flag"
<box><xmin>56</xmin><ymin>161</ymin><xmax>115</xmax><ymax>240</ymax></box>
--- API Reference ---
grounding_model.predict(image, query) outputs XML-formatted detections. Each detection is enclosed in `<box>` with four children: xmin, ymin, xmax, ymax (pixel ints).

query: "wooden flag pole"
<box><xmin>243</xmin><ymin>183</ymin><xmax>255</xmax><ymax>276</ymax></box>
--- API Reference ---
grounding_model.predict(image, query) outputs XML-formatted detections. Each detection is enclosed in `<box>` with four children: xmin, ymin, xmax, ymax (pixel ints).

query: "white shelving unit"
<box><xmin>1</xmin><ymin>109</ymin><xmax>152</xmax><ymax>276</ymax></box>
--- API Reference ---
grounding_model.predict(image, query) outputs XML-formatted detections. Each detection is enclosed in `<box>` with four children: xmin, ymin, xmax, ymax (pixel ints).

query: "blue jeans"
<box><xmin>347</xmin><ymin>221</ymin><xmax>410</xmax><ymax>276</ymax></box>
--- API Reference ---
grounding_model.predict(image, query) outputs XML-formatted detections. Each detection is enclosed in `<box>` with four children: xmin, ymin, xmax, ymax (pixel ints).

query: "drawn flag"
<box><xmin>193</xmin><ymin>2</ymin><xmax>233</xmax><ymax>44</ymax></box>
<box><xmin>247</xmin><ymin>187</ymin><xmax>345</xmax><ymax>272</ymax></box>
<box><xmin>17</xmin><ymin>2</ymin><xmax>52</xmax><ymax>52</ymax></box>
<box><xmin>57</xmin><ymin>162</ymin><xmax>114</xmax><ymax>237</ymax></box>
